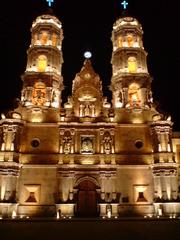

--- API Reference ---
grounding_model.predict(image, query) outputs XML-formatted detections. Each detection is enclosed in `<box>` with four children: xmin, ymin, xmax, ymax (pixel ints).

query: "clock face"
<box><xmin>84</xmin><ymin>73</ymin><xmax>91</xmax><ymax>79</ymax></box>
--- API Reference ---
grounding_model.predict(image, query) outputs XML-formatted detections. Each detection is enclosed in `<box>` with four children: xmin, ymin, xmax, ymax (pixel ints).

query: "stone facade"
<box><xmin>0</xmin><ymin>12</ymin><xmax>180</xmax><ymax>218</ymax></box>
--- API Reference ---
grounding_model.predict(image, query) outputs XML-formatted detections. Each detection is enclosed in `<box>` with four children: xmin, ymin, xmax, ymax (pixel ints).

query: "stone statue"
<box><xmin>103</xmin><ymin>136</ymin><xmax>112</xmax><ymax>154</ymax></box>
<box><xmin>84</xmin><ymin>103</ymin><xmax>90</xmax><ymax>116</ymax></box>
<box><xmin>63</xmin><ymin>136</ymin><xmax>72</xmax><ymax>154</ymax></box>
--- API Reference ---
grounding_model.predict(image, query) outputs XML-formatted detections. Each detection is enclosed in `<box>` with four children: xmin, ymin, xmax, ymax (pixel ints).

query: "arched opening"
<box><xmin>76</xmin><ymin>180</ymin><xmax>98</xmax><ymax>217</ymax></box>
<box><xmin>128</xmin><ymin>56</ymin><xmax>137</xmax><ymax>73</ymax></box>
<box><xmin>37</xmin><ymin>55</ymin><xmax>47</xmax><ymax>72</ymax></box>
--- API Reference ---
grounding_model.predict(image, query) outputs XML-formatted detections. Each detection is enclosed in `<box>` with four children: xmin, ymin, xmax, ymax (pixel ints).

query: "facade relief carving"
<box><xmin>81</xmin><ymin>136</ymin><xmax>94</xmax><ymax>154</ymax></box>
<box><xmin>100</xmin><ymin>130</ymin><xmax>114</xmax><ymax>154</ymax></box>
<box><xmin>59</xmin><ymin>129</ymin><xmax>75</xmax><ymax>154</ymax></box>
<box><xmin>32</xmin><ymin>82</ymin><xmax>46</xmax><ymax>106</ymax></box>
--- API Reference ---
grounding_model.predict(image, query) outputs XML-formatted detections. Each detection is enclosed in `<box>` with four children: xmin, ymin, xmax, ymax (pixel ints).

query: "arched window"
<box><xmin>37</xmin><ymin>55</ymin><xmax>47</xmax><ymax>72</ymax></box>
<box><xmin>128</xmin><ymin>56</ymin><xmax>137</xmax><ymax>73</ymax></box>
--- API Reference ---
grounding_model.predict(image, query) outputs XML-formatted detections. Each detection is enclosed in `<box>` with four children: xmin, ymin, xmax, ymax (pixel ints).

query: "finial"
<box><xmin>46</xmin><ymin>0</ymin><xmax>54</xmax><ymax>7</ymax></box>
<box><xmin>84</xmin><ymin>51</ymin><xmax>92</xmax><ymax>59</ymax></box>
<box><xmin>121</xmin><ymin>1</ymin><xmax>128</xmax><ymax>10</ymax></box>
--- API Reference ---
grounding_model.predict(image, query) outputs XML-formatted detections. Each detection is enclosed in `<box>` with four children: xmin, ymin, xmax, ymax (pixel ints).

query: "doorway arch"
<box><xmin>76</xmin><ymin>179</ymin><xmax>98</xmax><ymax>217</ymax></box>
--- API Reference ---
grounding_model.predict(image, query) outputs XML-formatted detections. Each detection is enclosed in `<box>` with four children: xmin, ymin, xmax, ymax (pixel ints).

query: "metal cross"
<box><xmin>46</xmin><ymin>0</ymin><xmax>54</xmax><ymax>7</ymax></box>
<box><xmin>121</xmin><ymin>1</ymin><xmax>128</xmax><ymax>10</ymax></box>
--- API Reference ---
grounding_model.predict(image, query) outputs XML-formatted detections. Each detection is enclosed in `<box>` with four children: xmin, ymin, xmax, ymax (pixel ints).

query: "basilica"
<box><xmin>0</xmin><ymin>7</ymin><xmax>180</xmax><ymax>218</ymax></box>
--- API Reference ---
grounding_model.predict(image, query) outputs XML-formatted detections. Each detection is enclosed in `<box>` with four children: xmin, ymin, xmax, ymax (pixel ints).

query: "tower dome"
<box><xmin>32</xmin><ymin>14</ymin><xmax>62</xmax><ymax>30</ymax></box>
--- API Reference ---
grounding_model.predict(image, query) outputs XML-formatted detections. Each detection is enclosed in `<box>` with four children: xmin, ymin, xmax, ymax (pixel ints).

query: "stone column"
<box><xmin>140</xmin><ymin>88</ymin><xmax>146</xmax><ymax>107</ymax></box>
<box><xmin>170</xmin><ymin>171</ymin><xmax>178</xmax><ymax>200</ymax></box>
<box><xmin>153</xmin><ymin>174</ymin><xmax>161</xmax><ymax>200</ymax></box>
<box><xmin>160</xmin><ymin>173</ymin><xmax>168</xmax><ymax>201</ymax></box>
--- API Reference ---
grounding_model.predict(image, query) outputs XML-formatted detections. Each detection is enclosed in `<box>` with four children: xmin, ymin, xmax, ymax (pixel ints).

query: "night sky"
<box><xmin>0</xmin><ymin>0</ymin><xmax>179</xmax><ymax>130</ymax></box>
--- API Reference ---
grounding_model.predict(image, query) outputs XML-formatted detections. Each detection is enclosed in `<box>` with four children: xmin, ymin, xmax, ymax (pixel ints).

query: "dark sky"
<box><xmin>0</xmin><ymin>0</ymin><xmax>179</xmax><ymax>130</ymax></box>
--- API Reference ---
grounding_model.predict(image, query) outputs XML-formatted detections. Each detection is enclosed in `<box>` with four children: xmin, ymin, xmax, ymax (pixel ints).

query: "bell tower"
<box><xmin>111</xmin><ymin>15</ymin><xmax>152</xmax><ymax>110</ymax></box>
<box><xmin>21</xmin><ymin>13</ymin><xmax>64</xmax><ymax>110</ymax></box>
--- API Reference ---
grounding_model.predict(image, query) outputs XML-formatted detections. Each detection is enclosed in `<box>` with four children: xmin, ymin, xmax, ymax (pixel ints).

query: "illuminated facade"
<box><xmin>0</xmin><ymin>12</ymin><xmax>180</xmax><ymax>218</ymax></box>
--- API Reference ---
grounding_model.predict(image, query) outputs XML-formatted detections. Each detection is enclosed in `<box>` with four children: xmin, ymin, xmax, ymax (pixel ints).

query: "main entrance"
<box><xmin>76</xmin><ymin>180</ymin><xmax>98</xmax><ymax>217</ymax></box>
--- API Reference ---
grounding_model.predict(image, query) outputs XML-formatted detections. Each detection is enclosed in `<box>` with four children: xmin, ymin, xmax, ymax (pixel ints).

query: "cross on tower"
<box><xmin>121</xmin><ymin>1</ymin><xmax>128</xmax><ymax>10</ymax></box>
<box><xmin>46</xmin><ymin>0</ymin><xmax>54</xmax><ymax>7</ymax></box>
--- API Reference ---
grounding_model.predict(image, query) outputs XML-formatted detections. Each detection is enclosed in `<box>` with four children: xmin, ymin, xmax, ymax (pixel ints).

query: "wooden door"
<box><xmin>77</xmin><ymin>180</ymin><xmax>97</xmax><ymax>217</ymax></box>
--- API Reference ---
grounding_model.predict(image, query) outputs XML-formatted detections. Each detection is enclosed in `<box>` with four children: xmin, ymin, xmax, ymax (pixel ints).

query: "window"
<box><xmin>37</xmin><ymin>55</ymin><xmax>47</xmax><ymax>72</ymax></box>
<box><xmin>31</xmin><ymin>138</ymin><xmax>40</xmax><ymax>148</ymax></box>
<box><xmin>135</xmin><ymin>140</ymin><xmax>143</xmax><ymax>149</ymax></box>
<box><xmin>128</xmin><ymin>56</ymin><xmax>137</xmax><ymax>73</ymax></box>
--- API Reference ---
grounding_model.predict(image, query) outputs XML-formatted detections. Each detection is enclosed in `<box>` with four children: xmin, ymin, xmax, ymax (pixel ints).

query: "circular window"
<box><xmin>135</xmin><ymin>140</ymin><xmax>143</xmax><ymax>149</ymax></box>
<box><xmin>31</xmin><ymin>139</ymin><xmax>40</xmax><ymax>148</ymax></box>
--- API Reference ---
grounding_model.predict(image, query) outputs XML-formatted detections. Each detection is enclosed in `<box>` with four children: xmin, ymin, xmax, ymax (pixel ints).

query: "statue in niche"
<box><xmin>41</xmin><ymin>32</ymin><xmax>48</xmax><ymax>45</ymax></box>
<box><xmin>4</xmin><ymin>190</ymin><xmax>11</xmax><ymax>202</ymax></box>
<box><xmin>90</xmin><ymin>104</ymin><xmax>95</xmax><ymax>116</ymax></box>
<box><xmin>127</xmin><ymin>34</ymin><xmax>134</xmax><ymax>47</ymax></box>
<box><xmin>63</xmin><ymin>136</ymin><xmax>72</xmax><ymax>154</ymax></box>
<box><xmin>116</xmin><ymin>91</ymin><xmax>123</xmax><ymax>107</ymax></box>
<box><xmin>119</xmin><ymin>91</ymin><xmax>122</xmax><ymax>102</ymax></box>
<box><xmin>103</xmin><ymin>135</ymin><xmax>112</xmax><ymax>154</ymax></box>
<box><xmin>84</xmin><ymin>103</ymin><xmax>90</xmax><ymax>116</ymax></box>
<box><xmin>147</xmin><ymin>90</ymin><xmax>153</xmax><ymax>105</ymax></box>
<box><xmin>52</xmin><ymin>90</ymin><xmax>59</xmax><ymax>105</ymax></box>
<box><xmin>79</xmin><ymin>103</ymin><xmax>84</xmax><ymax>117</ymax></box>
<box><xmin>81</xmin><ymin>137</ymin><xmax>93</xmax><ymax>153</ymax></box>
